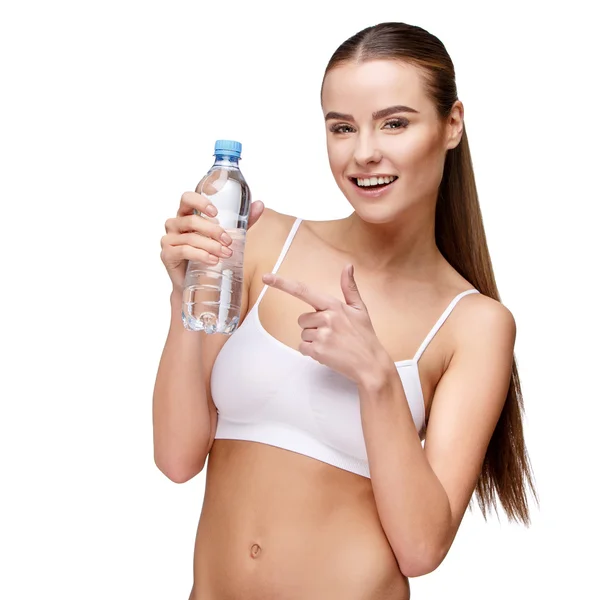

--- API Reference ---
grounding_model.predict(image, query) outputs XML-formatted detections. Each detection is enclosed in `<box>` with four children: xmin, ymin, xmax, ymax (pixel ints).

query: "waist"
<box><xmin>192</xmin><ymin>439</ymin><xmax>408</xmax><ymax>600</ymax></box>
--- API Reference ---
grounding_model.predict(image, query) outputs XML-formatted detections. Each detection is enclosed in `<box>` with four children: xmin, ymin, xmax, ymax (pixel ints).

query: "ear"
<box><xmin>446</xmin><ymin>100</ymin><xmax>464</xmax><ymax>150</ymax></box>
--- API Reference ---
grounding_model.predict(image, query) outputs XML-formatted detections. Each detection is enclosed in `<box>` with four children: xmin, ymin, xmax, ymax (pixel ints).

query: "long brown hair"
<box><xmin>322</xmin><ymin>22</ymin><xmax>538</xmax><ymax>525</ymax></box>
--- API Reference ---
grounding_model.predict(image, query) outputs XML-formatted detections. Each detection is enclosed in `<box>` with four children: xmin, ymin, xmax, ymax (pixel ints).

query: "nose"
<box><xmin>353</xmin><ymin>132</ymin><xmax>382</xmax><ymax>166</ymax></box>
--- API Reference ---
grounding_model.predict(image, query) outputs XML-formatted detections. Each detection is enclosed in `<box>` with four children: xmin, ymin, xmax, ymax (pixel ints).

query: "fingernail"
<box><xmin>220</xmin><ymin>232</ymin><xmax>232</xmax><ymax>245</ymax></box>
<box><xmin>206</xmin><ymin>205</ymin><xmax>218</xmax><ymax>217</ymax></box>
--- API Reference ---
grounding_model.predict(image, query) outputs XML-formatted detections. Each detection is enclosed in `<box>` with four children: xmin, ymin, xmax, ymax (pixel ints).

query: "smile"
<box><xmin>349</xmin><ymin>175</ymin><xmax>398</xmax><ymax>198</ymax></box>
<box><xmin>351</xmin><ymin>175</ymin><xmax>398</xmax><ymax>188</ymax></box>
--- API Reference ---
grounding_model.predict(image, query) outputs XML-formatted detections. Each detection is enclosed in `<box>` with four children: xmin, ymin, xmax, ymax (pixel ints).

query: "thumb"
<box><xmin>341</xmin><ymin>264</ymin><xmax>364</xmax><ymax>309</ymax></box>
<box><xmin>248</xmin><ymin>200</ymin><xmax>265</xmax><ymax>229</ymax></box>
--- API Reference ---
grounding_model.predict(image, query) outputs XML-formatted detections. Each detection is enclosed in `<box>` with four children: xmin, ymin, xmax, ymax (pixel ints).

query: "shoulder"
<box><xmin>451</xmin><ymin>291</ymin><xmax>517</xmax><ymax>358</ymax></box>
<box><xmin>246</xmin><ymin>207</ymin><xmax>299</xmax><ymax>254</ymax></box>
<box><xmin>244</xmin><ymin>207</ymin><xmax>299</xmax><ymax>274</ymax></box>
<box><xmin>249</xmin><ymin>207</ymin><xmax>298</xmax><ymax>238</ymax></box>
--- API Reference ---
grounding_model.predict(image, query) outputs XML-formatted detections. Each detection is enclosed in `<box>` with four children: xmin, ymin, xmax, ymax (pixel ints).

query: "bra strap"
<box><xmin>413</xmin><ymin>289</ymin><xmax>480</xmax><ymax>362</ymax></box>
<box><xmin>255</xmin><ymin>218</ymin><xmax>303</xmax><ymax>306</ymax></box>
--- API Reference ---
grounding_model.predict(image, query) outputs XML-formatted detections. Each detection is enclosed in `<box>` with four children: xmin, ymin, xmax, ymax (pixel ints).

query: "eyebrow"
<box><xmin>325</xmin><ymin>105</ymin><xmax>419</xmax><ymax>121</ymax></box>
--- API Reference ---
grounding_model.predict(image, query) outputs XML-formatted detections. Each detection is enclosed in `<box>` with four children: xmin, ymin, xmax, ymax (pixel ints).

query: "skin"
<box><xmin>188</xmin><ymin>59</ymin><xmax>515</xmax><ymax>599</ymax></box>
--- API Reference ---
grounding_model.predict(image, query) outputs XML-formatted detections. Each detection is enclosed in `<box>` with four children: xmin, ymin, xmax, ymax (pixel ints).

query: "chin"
<box><xmin>350</xmin><ymin>203</ymin><xmax>403</xmax><ymax>224</ymax></box>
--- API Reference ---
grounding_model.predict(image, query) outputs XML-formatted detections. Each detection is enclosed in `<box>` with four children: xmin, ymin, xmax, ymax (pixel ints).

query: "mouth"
<box><xmin>349</xmin><ymin>175</ymin><xmax>398</xmax><ymax>196</ymax></box>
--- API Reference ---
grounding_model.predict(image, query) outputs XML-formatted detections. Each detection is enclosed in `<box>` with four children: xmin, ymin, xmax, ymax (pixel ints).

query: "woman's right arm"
<box><xmin>152</xmin><ymin>191</ymin><xmax>265</xmax><ymax>483</ymax></box>
<box><xmin>152</xmin><ymin>291</ymin><xmax>222</xmax><ymax>483</ymax></box>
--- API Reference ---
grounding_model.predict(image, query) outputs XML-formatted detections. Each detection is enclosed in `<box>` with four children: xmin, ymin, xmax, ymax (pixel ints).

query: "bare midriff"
<box><xmin>190</xmin><ymin>439</ymin><xmax>409</xmax><ymax>600</ymax></box>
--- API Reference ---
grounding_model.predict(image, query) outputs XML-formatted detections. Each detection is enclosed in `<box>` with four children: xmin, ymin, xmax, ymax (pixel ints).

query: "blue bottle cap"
<box><xmin>214</xmin><ymin>139</ymin><xmax>242</xmax><ymax>158</ymax></box>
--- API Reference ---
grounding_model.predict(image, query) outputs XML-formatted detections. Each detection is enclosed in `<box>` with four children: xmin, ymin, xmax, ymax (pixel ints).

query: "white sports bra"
<box><xmin>211</xmin><ymin>217</ymin><xmax>480</xmax><ymax>478</ymax></box>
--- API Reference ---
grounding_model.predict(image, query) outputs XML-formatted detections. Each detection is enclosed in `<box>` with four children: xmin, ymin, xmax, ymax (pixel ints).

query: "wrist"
<box><xmin>357</xmin><ymin>351</ymin><xmax>397</xmax><ymax>394</ymax></box>
<box><xmin>169</xmin><ymin>289</ymin><xmax>185</xmax><ymax>325</ymax></box>
<box><xmin>170</xmin><ymin>287</ymin><xmax>183</xmax><ymax>307</ymax></box>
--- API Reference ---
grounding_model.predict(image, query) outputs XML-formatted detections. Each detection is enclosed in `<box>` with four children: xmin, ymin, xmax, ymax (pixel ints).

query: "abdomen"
<box><xmin>191</xmin><ymin>439</ymin><xmax>409</xmax><ymax>600</ymax></box>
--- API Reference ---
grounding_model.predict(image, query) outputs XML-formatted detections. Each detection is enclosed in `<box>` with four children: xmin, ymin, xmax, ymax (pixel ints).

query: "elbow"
<box><xmin>397</xmin><ymin>539</ymin><xmax>451</xmax><ymax>578</ymax></box>
<box><xmin>153</xmin><ymin>435</ymin><xmax>211</xmax><ymax>483</ymax></box>
<box><xmin>399</xmin><ymin>548</ymin><xmax>445</xmax><ymax>578</ymax></box>
<box><xmin>154</xmin><ymin>453</ymin><xmax>206</xmax><ymax>484</ymax></box>
<box><xmin>397</xmin><ymin>500</ymin><xmax>454</xmax><ymax>577</ymax></box>
<box><xmin>160</xmin><ymin>466</ymin><xmax>196</xmax><ymax>484</ymax></box>
<box><xmin>400</xmin><ymin>555</ymin><xmax>442</xmax><ymax>578</ymax></box>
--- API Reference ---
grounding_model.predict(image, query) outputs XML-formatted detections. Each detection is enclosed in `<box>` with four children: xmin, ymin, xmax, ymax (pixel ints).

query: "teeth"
<box><xmin>355</xmin><ymin>176</ymin><xmax>397</xmax><ymax>187</ymax></box>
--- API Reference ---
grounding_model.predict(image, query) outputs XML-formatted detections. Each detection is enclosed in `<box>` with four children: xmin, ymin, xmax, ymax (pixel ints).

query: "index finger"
<box><xmin>177</xmin><ymin>191</ymin><xmax>215</xmax><ymax>218</ymax></box>
<box><xmin>262</xmin><ymin>273</ymin><xmax>336</xmax><ymax>311</ymax></box>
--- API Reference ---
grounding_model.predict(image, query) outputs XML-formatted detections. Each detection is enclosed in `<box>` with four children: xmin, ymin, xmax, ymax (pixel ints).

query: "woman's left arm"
<box><xmin>359</xmin><ymin>297</ymin><xmax>516</xmax><ymax>578</ymax></box>
<box><xmin>262</xmin><ymin>267</ymin><xmax>516</xmax><ymax>578</ymax></box>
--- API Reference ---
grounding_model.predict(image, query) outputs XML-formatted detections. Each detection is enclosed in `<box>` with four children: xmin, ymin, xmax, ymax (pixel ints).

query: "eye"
<box><xmin>383</xmin><ymin>118</ymin><xmax>409</xmax><ymax>130</ymax></box>
<box><xmin>329</xmin><ymin>123</ymin><xmax>355</xmax><ymax>134</ymax></box>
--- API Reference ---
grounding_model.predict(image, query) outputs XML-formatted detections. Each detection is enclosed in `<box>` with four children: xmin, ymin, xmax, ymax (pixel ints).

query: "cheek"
<box><xmin>326</xmin><ymin>140</ymin><xmax>349</xmax><ymax>176</ymax></box>
<box><xmin>394</xmin><ymin>132</ymin><xmax>445</xmax><ymax>187</ymax></box>
<box><xmin>396</xmin><ymin>130</ymin><xmax>439</xmax><ymax>165</ymax></box>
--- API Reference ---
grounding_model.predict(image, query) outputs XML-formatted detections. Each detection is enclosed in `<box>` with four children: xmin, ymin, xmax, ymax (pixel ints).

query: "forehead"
<box><xmin>322</xmin><ymin>59</ymin><xmax>431</xmax><ymax>116</ymax></box>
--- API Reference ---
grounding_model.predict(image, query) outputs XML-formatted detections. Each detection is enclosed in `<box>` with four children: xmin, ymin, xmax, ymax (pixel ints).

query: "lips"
<box><xmin>348</xmin><ymin>175</ymin><xmax>398</xmax><ymax>198</ymax></box>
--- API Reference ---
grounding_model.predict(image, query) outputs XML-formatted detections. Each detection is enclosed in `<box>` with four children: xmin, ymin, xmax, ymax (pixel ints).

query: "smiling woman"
<box><xmin>154</xmin><ymin>21</ymin><xmax>538</xmax><ymax>600</ymax></box>
<box><xmin>323</xmin><ymin>58</ymin><xmax>463</xmax><ymax>219</ymax></box>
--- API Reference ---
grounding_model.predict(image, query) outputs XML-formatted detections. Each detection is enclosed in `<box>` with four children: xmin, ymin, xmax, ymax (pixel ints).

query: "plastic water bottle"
<box><xmin>181</xmin><ymin>139</ymin><xmax>251</xmax><ymax>334</ymax></box>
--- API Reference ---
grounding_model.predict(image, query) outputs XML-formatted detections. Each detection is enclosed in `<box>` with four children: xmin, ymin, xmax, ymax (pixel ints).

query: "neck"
<box><xmin>336</xmin><ymin>204</ymin><xmax>443</xmax><ymax>278</ymax></box>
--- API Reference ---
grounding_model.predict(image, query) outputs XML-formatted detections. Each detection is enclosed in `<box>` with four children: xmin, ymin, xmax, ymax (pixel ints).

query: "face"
<box><xmin>321</xmin><ymin>59</ymin><xmax>463</xmax><ymax>222</ymax></box>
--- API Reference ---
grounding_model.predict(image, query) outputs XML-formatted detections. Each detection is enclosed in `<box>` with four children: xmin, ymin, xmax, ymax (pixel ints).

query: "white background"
<box><xmin>1</xmin><ymin>0</ymin><xmax>598</xmax><ymax>598</ymax></box>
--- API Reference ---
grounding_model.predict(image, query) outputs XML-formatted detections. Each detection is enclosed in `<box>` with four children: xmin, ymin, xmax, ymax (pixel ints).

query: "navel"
<box><xmin>250</xmin><ymin>543</ymin><xmax>262</xmax><ymax>558</ymax></box>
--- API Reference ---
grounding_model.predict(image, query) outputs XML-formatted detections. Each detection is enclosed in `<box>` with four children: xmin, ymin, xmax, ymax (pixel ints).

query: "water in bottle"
<box><xmin>181</xmin><ymin>139</ymin><xmax>251</xmax><ymax>334</ymax></box>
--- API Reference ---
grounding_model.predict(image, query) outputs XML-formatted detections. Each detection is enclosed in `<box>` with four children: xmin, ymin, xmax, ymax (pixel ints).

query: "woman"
<box><xmin>154</xmin><ymin>22</ymin><xmax>537</xmax><ymax>600</ymax></box>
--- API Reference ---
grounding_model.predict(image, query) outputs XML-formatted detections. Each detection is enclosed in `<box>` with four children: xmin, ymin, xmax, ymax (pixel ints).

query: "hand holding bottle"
<box><xmin>161</xmin><ymin>191</ymin><xmax>264</xmax><ymax>294</ymax></box>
